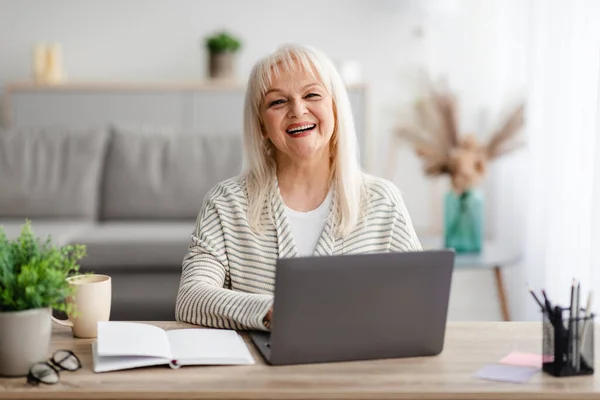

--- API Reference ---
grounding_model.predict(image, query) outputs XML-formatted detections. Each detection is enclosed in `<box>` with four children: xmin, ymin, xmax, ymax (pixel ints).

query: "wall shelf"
<box><xmin>1</xmin><ymin>80</ymin><xmax>371</xmax><ymax>169</ymax></box>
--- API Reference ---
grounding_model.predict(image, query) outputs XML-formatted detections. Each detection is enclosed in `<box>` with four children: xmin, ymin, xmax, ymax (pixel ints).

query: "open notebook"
<box><xmin>92</xmin><ymin>322</ymin><xmax>255</xmax><ymax>373</ymax></box>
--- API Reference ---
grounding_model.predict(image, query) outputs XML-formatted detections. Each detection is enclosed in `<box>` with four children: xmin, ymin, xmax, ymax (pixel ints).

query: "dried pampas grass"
<box><xmin>396</xmin><ymin>77</ymin><xmax>525</xmax><ymax>194</ymax></box>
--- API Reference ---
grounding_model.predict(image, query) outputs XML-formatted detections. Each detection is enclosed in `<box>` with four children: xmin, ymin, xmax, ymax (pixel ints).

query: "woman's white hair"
<box><xmin>242</xmin><ymin>44</ymin><xmax>366</xmax><ymax>238</ymax></box>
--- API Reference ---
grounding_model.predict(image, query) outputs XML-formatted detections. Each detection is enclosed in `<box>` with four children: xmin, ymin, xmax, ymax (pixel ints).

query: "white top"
<box><xmin>284</xmin><ymin>189</ymin><xmax>333</xmax><ymax>257</ymax></box>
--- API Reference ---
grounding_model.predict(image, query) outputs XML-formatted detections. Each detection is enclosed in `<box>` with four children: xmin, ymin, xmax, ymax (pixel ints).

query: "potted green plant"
<box><xmin>204</xmin><ymin>31</ymin><xmax>241</xmax><ymax>80</ymax></box>
<box><xmin>0</xmin><ymin>220</ymin><xmax>86</xmax><ymax>377</ymax></box>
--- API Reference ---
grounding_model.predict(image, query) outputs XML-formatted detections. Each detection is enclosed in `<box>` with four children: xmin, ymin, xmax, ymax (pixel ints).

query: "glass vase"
<box><xmin>444</xmin><ymin>189</ymin><xmax>484</xmax><ymax>253</ymax></box>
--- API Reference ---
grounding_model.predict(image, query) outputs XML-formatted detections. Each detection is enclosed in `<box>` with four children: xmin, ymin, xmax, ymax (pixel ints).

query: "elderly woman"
<box><xmin>175</xmin><ymin>44</ymin><xmax>421</xmax><ymax>331</ymax></box>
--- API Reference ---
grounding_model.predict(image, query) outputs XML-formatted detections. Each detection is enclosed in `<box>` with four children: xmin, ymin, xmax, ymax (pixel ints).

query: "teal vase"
<box><xmin>444</xmin><ymin>189</ymin><xmax>484</xmax><ymax>253</ymax></box>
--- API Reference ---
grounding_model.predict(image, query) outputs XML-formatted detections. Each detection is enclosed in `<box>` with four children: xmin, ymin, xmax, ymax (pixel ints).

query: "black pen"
<box><xmin>554</xmin><ymin>305</ymin><xmax>563</xmax><ymax>329</ymax></box>
<box><xmin>541</xmin><ymin>289</ymin><xmax>553</xmax><ymax>317</ymax></box>
<box><xmin>528</xmin><ymin>285</ymin><xmax>545</xmax><ymax>311</ymax></box>
<box><xmin>554</xmin><ymin>305</ymin><xmax>567</xmax><ymax>365</ymax></box>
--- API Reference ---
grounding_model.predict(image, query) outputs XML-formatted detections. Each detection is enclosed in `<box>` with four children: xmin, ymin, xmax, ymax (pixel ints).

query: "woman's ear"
<box><xmin>257</xmin><ymin>112</ymin><xmax>267</xmax><ymax>138</ymax></box>
<box><xmin>329</xmin><ymin>99</ymin><xmax>338</xmax><ymax>153</ymax></box>
<box><xmin>260</xmin><ymin>121</ymin><xmax>267</xmax><ymax>138</ymax></box>
<box><xmin>332</xmin><ymin>99</ymin><xmax>338</xmax><ymax>135</ymax></box>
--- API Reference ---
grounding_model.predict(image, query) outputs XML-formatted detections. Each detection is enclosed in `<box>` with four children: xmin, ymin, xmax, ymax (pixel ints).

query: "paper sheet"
<box><xmin>474</xmin><ymin>364</ymin><xmax>539</xmax><ymax>384</ymax></box>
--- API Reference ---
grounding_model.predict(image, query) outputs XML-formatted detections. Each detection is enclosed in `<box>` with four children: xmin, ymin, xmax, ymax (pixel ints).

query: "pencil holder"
<box><xmin>542</xmin><ymin>308</ymin><xmax>594</xmax><ymax>377</ymax></box>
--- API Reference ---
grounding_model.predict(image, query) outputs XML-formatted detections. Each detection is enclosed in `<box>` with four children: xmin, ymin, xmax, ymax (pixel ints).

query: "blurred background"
<box><xmin>1</xmin><ymin>0</ymin><xmax>599</xmax><ymax>322</ymax></box>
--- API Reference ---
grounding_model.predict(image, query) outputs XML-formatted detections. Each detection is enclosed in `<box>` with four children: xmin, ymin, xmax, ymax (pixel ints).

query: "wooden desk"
<box><xmin>1</xmin><ymin>322</ymin><xmax>598</xmax><ymax>400</ymax></box>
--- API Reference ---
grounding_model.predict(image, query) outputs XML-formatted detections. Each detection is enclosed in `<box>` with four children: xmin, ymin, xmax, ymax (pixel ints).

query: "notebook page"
<box><xmin>92</xmin><ymin>342</ymin><xmax>169</xmax><ymax>373</ymax></box>
<box><xmin>166</xmin><ymin>329</ymin><xmax>255</xmax><ymax>365</ymax></box>
<box><xmin>97</xmin><ymin>322</ymin><xmax>172</xmax><ymax>359</ymax></box>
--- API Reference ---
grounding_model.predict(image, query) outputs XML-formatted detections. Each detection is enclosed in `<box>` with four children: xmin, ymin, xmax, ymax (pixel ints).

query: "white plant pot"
<box><xmin>0</xmin><ymin>307</ymin><xmax>52</xmax><ymax>377</ymax></box>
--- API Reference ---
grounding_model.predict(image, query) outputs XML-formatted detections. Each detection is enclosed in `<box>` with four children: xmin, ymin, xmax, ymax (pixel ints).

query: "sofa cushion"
<box><xmin>75</xmin><ymin>222</ymin><xmax>194</xmax><ymax>270</ymax></box>
<box><xmin>101</xmin><ymin>128</ymin><xmax>243</xmax><ymax>220</ymax></box>
<box><xmin>0</xmin><ymin>128</ymin><xmax>109</xmax><ymax>219</ymax></box>
<box><xmin>0</xmin><ymin>219</ymin><xmax>94</xmax><ymax>247</ymax></box>
<box><xmin>103</xmin><ymin>272</ymin><xmax>181</xmax><ymax>321</ymax></box>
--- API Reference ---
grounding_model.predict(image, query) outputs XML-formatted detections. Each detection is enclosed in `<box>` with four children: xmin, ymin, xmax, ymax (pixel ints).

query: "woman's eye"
<box><xmin>268</xmin><ymin>99</ymin><xmax>285</xmax><ymax>107</ymax></box>
<box><xmin>305</xmin><ymin>93</ymin><xmax>320</xmax><ymax>99</ymax></box>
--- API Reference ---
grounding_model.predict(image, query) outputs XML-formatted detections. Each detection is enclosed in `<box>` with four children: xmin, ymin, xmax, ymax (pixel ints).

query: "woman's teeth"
<box><xmin>286</xmin><ymin>124</ymin><xmax>316</xmax><ymax>135</ymax></box>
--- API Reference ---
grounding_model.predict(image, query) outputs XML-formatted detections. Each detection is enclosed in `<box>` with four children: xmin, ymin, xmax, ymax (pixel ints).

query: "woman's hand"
<box><xmin>263</xmin><ymin>306</ymin><xmax>273</xmax><ymax>329</ymax></box>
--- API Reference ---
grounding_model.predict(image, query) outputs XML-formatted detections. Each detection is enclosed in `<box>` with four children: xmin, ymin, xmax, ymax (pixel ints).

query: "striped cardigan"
<box><xmin>175</xmin><ymin>174</ymin><xmax>422</xmax><ymax>330</ymax></box>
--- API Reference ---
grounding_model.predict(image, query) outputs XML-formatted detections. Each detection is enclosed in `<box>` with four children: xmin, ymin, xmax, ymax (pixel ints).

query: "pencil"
<box><xmin>575</xmin><ymin>281</ymin><xmax>580</xmax><ymax>370</ymax></box>
<box><xmin>569</xmin><ymin>279</ymin><xmax>576</xmax><ymax>368</ymax></box>
<box><xmin>579</xmin><ymin>291</ymin><xmax>593</xmax><ymax>356</ymax></box>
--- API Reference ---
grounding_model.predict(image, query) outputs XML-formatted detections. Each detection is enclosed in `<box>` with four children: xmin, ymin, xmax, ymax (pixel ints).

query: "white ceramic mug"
<box><xmin>52</xmin><ymin>274</ymin><xmax>111</xmax><ymax>338</ymax></box>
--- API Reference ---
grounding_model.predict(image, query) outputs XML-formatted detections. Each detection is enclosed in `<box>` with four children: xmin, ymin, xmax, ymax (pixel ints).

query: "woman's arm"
<box><xmin>390</xmin><ymin>187</ymin><xmax>423</xmax><ymax>252</ymax></box>
<box><xmin>175</xmin><ymin>200</ymin><xmax>273</xmax><ymax>330</ymax></box>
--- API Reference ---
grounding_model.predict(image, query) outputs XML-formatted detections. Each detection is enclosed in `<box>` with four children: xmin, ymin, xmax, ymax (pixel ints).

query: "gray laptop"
<box><xmin>250</xmin><ymin>250</ymin><xmax>455</xmax><ymax>365</ymax></box>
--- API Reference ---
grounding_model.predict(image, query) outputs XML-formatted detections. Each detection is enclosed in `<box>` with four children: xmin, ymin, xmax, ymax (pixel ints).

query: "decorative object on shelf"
<box><xmin>33</xmin><ymin>43</ymin><xmax>47</xmax><ymax>82</ymax></box>
<box><xmin>339</xmin><ymin>60</ymin><xmax>363</xmax><ymax>85</ymax></box>
<box><xmin>204</xmin><ymin>31</ymin><xmax>241</xmax><ymax>80</ymax></box>
<box><xmin>0</xmin><ymin>220</ymin><xmax>86</xmax><ymax>377</ymax></box>
<box><xmin>396</xmin><ymin>75</ymin><xmax>525</xmax><ymax>253</ymax></box>
<box><xmin>32</xmin><ymin>42</ymin><xmax>65</xmax><ymax>84</ymax></box>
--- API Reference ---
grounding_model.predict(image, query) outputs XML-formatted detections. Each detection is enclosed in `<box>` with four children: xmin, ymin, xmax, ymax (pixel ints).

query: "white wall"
<box><xmin>0</xmin><ymin>0</ymin><xmax>530</xmax><ymax>236</ymax></box>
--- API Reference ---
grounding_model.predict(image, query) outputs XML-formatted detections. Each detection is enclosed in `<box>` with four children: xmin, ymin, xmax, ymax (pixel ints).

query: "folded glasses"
<box><xmin>27</xmin><ymin>350</ymin><xmax>82</xmax><ymax>385</ymax></box>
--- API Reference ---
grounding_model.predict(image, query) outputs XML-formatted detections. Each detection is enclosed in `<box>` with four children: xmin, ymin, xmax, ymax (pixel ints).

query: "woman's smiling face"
<box><xmin>260</xmin><ymin>65</ymin><xmax>335</xmax><ymax>166</ymax></box>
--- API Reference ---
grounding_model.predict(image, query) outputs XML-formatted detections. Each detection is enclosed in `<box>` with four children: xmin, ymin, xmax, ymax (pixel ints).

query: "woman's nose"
<box><xmin>288</xmin><ymin>99</ymin><xmax>308</xmax><ymax>118</ymax></box>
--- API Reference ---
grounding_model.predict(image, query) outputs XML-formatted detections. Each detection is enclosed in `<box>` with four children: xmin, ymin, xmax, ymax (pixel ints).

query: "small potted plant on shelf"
<box><xmin>205</xmin><ymin>30</ymin><xmax>241</xmax><ymax>80</ymax></box>
<box><xmin>0</xmin><ymin>220</ymin><xmax>86</xmax><ymax>377</ymax></box>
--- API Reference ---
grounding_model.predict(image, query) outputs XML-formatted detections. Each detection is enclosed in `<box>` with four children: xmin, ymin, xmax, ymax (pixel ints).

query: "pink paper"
<box><xmin>498</xmin><ymin>352</ymin><xmax>542</xmax><ymax>369</ymax></box>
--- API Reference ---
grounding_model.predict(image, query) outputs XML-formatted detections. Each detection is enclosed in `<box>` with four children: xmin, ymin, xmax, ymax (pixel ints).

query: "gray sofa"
<box><xmin>0</xmin><ymin>127</ymin><xmax>243</xmax><ymax>320</ymax></box>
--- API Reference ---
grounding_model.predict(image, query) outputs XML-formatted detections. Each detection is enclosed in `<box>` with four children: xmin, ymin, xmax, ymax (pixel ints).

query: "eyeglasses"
<box><xmin>27</xmin><ymin>350</ymin><xmax>82</xmax><ymax>385</ymax></box>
